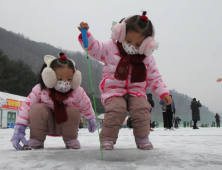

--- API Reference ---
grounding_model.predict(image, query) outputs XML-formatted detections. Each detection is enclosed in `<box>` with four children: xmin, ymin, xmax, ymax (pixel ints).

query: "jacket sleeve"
<box><xmin>15</xmin><ymin>85</ymin><xmax>41</xmax><ymax>126</ymax></box>
<box><xmin>74</xmin><ymin>87</ymin><xmax>95</xmax><ymax>120</ymax></box>
<box><xmin>146</xmin><ymin>56</ymin><xmax>170</xmax><ymax>99</ymax></box>
<box><xmin>78</xmin><ymin>31</ymin><xmax>111</xmax><ymax>64</ymax></box>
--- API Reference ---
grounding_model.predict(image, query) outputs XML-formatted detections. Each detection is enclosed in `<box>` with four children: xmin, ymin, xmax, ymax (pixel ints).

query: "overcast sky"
<box><xmin>1</xmin><ymin>0</ymin><xmax>222</xmax><ymax>113</ymax></box>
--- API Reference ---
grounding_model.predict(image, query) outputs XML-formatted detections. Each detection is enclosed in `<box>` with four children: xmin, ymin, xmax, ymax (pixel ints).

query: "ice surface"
<box><xmin>0</xmin><ymin>127</ymin><xmax>221</xmax><ymax>170</ymax></box>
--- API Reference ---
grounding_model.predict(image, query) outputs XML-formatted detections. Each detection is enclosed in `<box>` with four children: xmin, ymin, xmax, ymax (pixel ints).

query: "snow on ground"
<box><xmin>0</xmin><ymin>127</ymin><xmax>221</xmax><ymax>170</ymax></box>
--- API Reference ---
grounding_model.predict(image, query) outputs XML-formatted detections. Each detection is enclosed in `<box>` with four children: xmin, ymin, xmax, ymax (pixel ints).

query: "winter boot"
<box><xmin>101</xmin><ymin>141</ymin><xmax>114</xmax><ymax>150</ymax></box>
<box><xmin>27</xmin><ymin>139</ymin><xmax>44</xmax><ymax>149</ymax></box>
<box><xmin>65</xmin><ymin>139</ymin><xmax>80</xmax><ymax>149</ymax></box>
<box><xmin>135</xmin><ymin>136</ymin><xmax>153</xmax><ymax>150</ymax></box>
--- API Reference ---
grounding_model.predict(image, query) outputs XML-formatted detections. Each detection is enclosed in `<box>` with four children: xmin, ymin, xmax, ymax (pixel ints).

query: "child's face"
<box><xmin>55</xmin><ymin>66</ymin><xmax>73</xmax><ymax>82</ymax></box>
<box><xmin>124</xmin><ymin>31</ymin><xmax>145</xmax><ymax>49</ymax></box>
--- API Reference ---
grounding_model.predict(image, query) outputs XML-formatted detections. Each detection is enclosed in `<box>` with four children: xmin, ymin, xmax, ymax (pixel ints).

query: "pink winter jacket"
<box><xmin>16</xmin><ymin>84</ymin><xmax>95</xmax><ymax>126</ymax></box>
<box><xmin>78</xmin><ymin>32</ymin><xmax>170</xmax><ymax>105</ymax></box>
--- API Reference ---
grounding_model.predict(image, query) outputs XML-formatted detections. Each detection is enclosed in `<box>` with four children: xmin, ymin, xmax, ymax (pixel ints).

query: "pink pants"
<box><xmin>100</xmin><ymin>94</ymin><xmax>151</xmax><ymax>144</ymax></box>
<box><xmin>29</xmin><ymin>104</ymin><xmax>81</xmax><ymax>142</ymax></box>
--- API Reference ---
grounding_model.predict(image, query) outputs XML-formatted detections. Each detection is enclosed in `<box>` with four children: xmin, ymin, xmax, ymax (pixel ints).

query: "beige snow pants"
<box><xmin>29</xmin><ymin>103</ymin><xmax>81</xmax><ymax>142</ymax></box>
<box><xmin>100</xmin><ymin>94</ymin><xmax>151</xmax><ymax>144</ymax></box>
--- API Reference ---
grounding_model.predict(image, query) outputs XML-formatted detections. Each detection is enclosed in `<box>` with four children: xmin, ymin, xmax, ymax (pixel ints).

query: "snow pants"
<box><xmin>29</xmin><ymin>103</ymin><xmax>81</xmax><ymax>142</ymax></box>
<box><xmin>100</xmin><ymin>94</ymin><xmax>151</xmax><ymax>144</ymax></box>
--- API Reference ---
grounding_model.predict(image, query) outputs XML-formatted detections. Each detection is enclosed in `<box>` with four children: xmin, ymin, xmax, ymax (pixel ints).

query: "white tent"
<box><xmin>97</xmin><ymin>113</ymin><xmax>105</xmax><ymax>120</ymax></box>
<box><xmin>0</xmin><ymin>91</ymin><xmax>26</xmax><ymax>128</ymax></box>
<box><xmin>0</xmin><ymin>91</ymin><xmax>26</xmax><ymax>101</ymax></box>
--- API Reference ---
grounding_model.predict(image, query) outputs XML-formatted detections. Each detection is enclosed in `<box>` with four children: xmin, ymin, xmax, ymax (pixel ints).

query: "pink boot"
<box><xmin>135</xmin><ymin>136</ymin><xmax>153</xmax><ymax>150</ymax></box>
<box><xmin>101</xmin><ymin>141</ymin><xmax>114</xmax><ymax>150</ymax></box>
<box><xmin>27</xmin><ymin>139</ymin><xmax>44</xmax><ymax>149</ymax></box>
<box><xmin>65</xmin><ymin>139</ymin><xmax>80</xmax><ymax>149</ymax></box>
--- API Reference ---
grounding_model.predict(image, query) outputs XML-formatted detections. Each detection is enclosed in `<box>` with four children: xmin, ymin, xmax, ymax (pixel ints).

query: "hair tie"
<box><xmin>141</xmin><ymin>15</ymin><xmax>148</xmax><ymax>21</ymax></box>
<box><xmin>141</xmin><ymin>11</ymin><xmax>148</xmax><ymax>21</ymax></box>
<box><xmin>59</xmin><ymin>52</ymin><xmax>66</xmax><ymax>60</ymax></box>
<box><xmin>60</xmin><ymin>55</ymin><xmax>66</xmax><ymax>60</ymax></box>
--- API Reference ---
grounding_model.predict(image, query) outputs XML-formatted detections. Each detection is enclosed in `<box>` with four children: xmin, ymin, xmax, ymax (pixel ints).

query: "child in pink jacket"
<box><xmin>11</xmin><ymin>52</ymin><xmax>98</xmax><ymax>150</ymax></box>
<box><xmin>78</xmin><ymin>11</ymin><xmax>172</xmax><ymax>150</ymax></box>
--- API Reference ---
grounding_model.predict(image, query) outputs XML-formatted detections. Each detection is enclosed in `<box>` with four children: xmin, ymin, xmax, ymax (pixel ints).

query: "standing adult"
<box><xmin>147</xmin><ymin>93</ymin><xmax>155</xmax><ymax>131</ymax></box>
<box><xmin>147</xmin><ymin>93</ymin><xmax>155</xmax><ymax>108</ymax></box>
<box><xmin>215</xmin><ymin>113</ymin><xmax>221</xmax><ymax>128</ymax></box>
<box><xmin>126</xmin><ymin>116</ymin><xmax>133</xmax><ymax>128</ymax></box>
<box><xmin>190</xmin><ymin>98</ymin><xmax>202</xmax><ymax>129</ymax></box>
<box><xmin>174</xmin><ymin>116</ymin><xmax>181</xmax><ymax>129</ymax></box>
<box><xmin>159</xmin><ymin>95</ymin><xmax>176</xmax><ymax>130</ymax></box>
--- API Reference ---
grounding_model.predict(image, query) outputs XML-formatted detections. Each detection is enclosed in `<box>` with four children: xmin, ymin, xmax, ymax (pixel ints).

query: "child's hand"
<box><xmin>162</xmin><ymin>95</ymin><xmax>172</xmax><ymax>105</ymax></box>
<box><xmin>78</xmin><ymin>22</ymin><xmax>89</xmax><ymax>32</ymax></box>
<box><xmin>86</xmin><ymin>117</ymin><xmax>99</xmax><ymax>133</ymax></box>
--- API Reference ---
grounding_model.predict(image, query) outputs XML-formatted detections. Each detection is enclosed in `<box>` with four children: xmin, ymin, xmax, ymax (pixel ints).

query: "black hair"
<box><xmin>125</xmin><ymin>11</ymin><xmax>153</xmax><ymax>38</ymax></box>
<box><xmin>39</xmin><ymin>52</ymin><xmax>75</xmax><ymax>90</ymax></box>
<box><xmin>193</xmin><ymin>98</ymin><xmax>196</xmax><ymax>101</ymax></box>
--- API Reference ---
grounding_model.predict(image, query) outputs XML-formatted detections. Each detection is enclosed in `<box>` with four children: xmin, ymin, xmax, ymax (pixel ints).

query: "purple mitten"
<box><xmin>86</xmin><ymin>117</ymin><xmax>99</xmax><ymax>133</ymax></box>
<box><xmin>11</xmin><ymin>124</ymin><xmax>28</xmax><ymax>150</ymax></box>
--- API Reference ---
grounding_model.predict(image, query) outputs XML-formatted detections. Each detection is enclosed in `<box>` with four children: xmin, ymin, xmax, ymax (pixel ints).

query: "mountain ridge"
<box><xmin>0</xmin><ymin>27</ymin><xmax>215</xmax><ymax>123</ymax></box>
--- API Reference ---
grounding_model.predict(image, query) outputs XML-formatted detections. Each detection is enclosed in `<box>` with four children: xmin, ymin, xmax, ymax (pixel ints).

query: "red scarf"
<box><xmin>115</xmin><ymin>42</ymin><xmax>147</xmax><ymax>83</ymax></box>
<box><xmin>49</xmin><ymin>88</ymin><xmax>72</xmax><ymax>125</ymax></box>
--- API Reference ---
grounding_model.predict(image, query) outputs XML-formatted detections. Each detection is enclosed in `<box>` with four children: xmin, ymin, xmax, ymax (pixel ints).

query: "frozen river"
<box><xmin>0</xmin><ymin>127</ymin><xmax>221</xmax><ymax>170</ymax></box>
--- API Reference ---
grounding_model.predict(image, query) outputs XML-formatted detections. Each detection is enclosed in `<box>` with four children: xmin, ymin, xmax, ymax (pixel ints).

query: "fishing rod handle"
<box><xmin>81</xmin><ymin>27</ymin><xmax>88</xmax><ymax>48</ymax></box>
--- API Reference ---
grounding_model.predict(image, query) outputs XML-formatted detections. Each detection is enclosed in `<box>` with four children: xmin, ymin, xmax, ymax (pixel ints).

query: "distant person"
<box><xmin>160</xmin><ymin>101</ymin><xmax>166</xmax><ymax>129</ymax></box>
<box><xmin>150</xmin><ymin>121</ymin><xmax>156</xmax><ymax>129</ymax></box>
<box><xmin>215</xmin><ymin>113</ymin><xmax>220</xmax><ymax>128</ymax></box>
<box><xmin>78</xmin><ymin>11</ymin><xmax>172</xmax><ymax>150</ymax></box>
<box><xmin>127</xmin><ymin>116</ymin><xmax>156</xmax><ymax>130</ymax></box>
<box><xmin>127</xmin><ymin>116</ymin><xmax>133</xmax><ymax>128</ymax></box>
<box><xmin>147</xmin><ymin>93</ymin><xmax>155</xmax><ymax>108</ymax></box>
<box><xmin>11</xmin><ymin>52</ymin><xmax>98</xmax><ymax>150</ymax></box>
<box><xmin>79</xmin><ymin>118</ymin><xmax>84</xmax><ymax>129</ymax></box>
<box><xmin>174</xmin><ymin>116</ymin><xmax>181</xmax><ymax>129</ymax></box>
<box><xmin>190</xmin><ymin>98</ymin><xmax>202</xmax><ymax>129</ymax></box>
<box><xmin>147</xmin><ymin>93</ymin><xmax>155</xmax><ymax>131</ymax></box>
<box><xmin>183</xmin><ymin>121</ymin><xmax>187</xmax><ymax>128</ymax></box>
<box><xmin>156</xmin><ymin>122</ymin><xmax>159</xmax><ymax>128</ymax></box>
<box><xmin>187</xmin><ymin>121</ymin><xmax>190</xmax><ymax>127</ymax></box>
<box><xmin>159</xmin><ymin>95</ymin><xmax>176</xmax><ymax>130</ymax></box>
